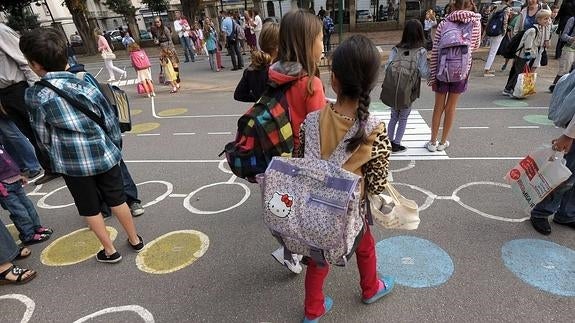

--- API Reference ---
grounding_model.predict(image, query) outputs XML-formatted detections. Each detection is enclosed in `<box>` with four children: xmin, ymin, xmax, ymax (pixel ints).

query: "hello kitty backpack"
<box><xmin>258</xmin><ymin>110</ymin><xmax>380</xmax><ymax>266</ymax></box>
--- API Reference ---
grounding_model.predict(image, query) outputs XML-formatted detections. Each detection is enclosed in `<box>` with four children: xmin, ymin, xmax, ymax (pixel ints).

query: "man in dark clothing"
<box><xmin>556</xmin><ymin>0</ymin><xmax>575</xmax><ymax>58</ymax></box>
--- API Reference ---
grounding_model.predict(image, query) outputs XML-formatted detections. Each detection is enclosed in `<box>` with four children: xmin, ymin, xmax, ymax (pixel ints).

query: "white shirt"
<box><xmin>174</xmin><ymin>19</ymin><xmax>190</xmax><ymax>38</ymax></box>
<box><xmin>254</xmin><ymin>15</ymin><xmax>263</xmax><ymax>32</ymax></box>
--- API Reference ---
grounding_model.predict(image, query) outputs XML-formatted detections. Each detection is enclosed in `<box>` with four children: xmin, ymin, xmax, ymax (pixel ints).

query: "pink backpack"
<box><xmin>130</xmin><ymin>50</ymin><xmax>151</xmax><ymax>70</ymax></box>
<box><xmin>436</xmin><ymin>20</ymin><xmax>474</xmax><ymax>82</ymax></box>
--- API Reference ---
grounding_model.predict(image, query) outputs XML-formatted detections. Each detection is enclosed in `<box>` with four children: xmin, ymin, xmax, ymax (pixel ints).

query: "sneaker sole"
<box><xmin>96</xmin><ymin>255</ymin><xmax>122</xmax><ymax>263</ymax></box>
<box><xmin>131</xmin><ymin>209</ymin><xmax>145</xmax><ymax>217</ymax></box>
<box><xmin>271</xmin><ymin>249</ymin><xmax>285</xmax><ymax>266</ymax></box>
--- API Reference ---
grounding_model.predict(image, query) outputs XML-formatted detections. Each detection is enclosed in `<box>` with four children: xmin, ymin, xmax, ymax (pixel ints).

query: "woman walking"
<box><xmin>95</xmin><ymin>28</ymin><xmax>126</xmax><ymax>82</ymax></box>
<box><xmin>151</xmin><ymin>17</ymin><xmax>181</xmax><ymax>84</ymax></box>
<box><xmin>244</xmin><ymin>11</ymin><xmax>257</xmax><ymax>51</ymax></box>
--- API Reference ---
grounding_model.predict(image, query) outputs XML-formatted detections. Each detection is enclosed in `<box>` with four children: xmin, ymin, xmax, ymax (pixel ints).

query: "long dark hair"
<box><xmin>396</xmin><ymin>19</ymin><xmax>425</xmax><ymax>49</ymax></box>
<box><xmin>331</xmin><ymin>35</ymin><xmax>380</xmax><ymax>152</ymax></box>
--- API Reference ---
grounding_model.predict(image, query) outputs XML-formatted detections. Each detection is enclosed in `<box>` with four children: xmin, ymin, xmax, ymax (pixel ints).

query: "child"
<box><xmin>0</xmin><ymin>147</ymin><xmax>53</xmax><ymax>245</ymax></box>
<box><xmin>160</xmin><ymin>47</ymin><xmax>179</xmax><ymax>93</ymax></box>
<box><xmin>427</xmin><ymin>0</ymin><xmax>481</xmax><ymax>152</ymax></box>
<box><xmin>20</xmin><ymin>28</ymin><xmax>144</xmax><ymax>264</ymax></box>
<box><xmin>383</xmin><ymin>19</ymin><xmax>430</xmax><ymax>153</ymax></box>
<box><xmin>299</xmin><ymin>35</ymin><xmax>394</xmax><ymax>322</ymax></box>
<box><xmin>483</xmin><ymin>0</ymin><xmax>511</xmax><ymax>77</ymax></box>
<box><xmin>234</xmin><ymin>21</ymin><xmax>279</xmax><ymax>102</ymax></box>
<box><xmin>503</xmin><ymin>9</ymin><xmax>552</xmax><ymax>97</ymax></box>
<box><xmin>128</xmin><ymin>43</ymin><xmax>155</xmax><ymax>97</ymax></box>
<box><xmin>268</xmin><ymin>9</ymin><xmax>326</xmax><ymax>274</ymax></box>
<box><xmin>424</xmin><ymin>9</ymin><xmax>437</xmax><ymax>50</ymax></box>
<box><xmin>204</xmin><ymin>23</ymin><xmax>219</xmax><ymax>72</ymax></box>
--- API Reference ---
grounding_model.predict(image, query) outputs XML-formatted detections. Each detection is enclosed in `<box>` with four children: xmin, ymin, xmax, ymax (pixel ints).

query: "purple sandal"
<box><xmin>22</xmin><ymin>233</ymin><xmax>51</xmax><ymax>246</ymax></box>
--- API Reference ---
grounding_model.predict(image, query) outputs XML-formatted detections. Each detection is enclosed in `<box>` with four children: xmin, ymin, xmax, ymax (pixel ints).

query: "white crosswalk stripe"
<box><xmin>372</xmin><ymin>111</ymin><xmax>449</xmax><ymax>160</ymax></box>
<box><xmin>110</xmin><ymin>79</ymin><xmax>138</xmax><ymax>87</ymax></box>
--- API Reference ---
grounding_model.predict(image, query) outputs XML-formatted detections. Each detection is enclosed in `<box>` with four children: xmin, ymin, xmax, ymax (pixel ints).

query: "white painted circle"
<box><xmin>36</xmin><ymin>185</ymin><xmax>75</xmax><ymax>209</ymax></box>
<box><xmin>391</xmin><ymin>160</ymin><xmax>416</xmax><ymax>173</ymax></box>
<box><xmin>135</xmin><ymin>180</ymin><xmax>173</xmax><ymax>208</ymax></box>
<box><xmin>452</xmin><ymin>181</ymin><xmax>529</xmax><ymax>222</ymax></box>
<box><xmin>183</xmin><ymin>182</ymin><xmax>250</xmax><ymax>214</ymax></box>
<box><xmin>218</xmin><ymin>159</ymin><xmax>233</xmax><ymax>174</ymax></box>
<box><xmin>73</xmin><ymin>305</ymin><xmax>155</xmax><ymax>323</ymax></box>
<box><xmin>393</xmin><ymin>182</ymin><xmax>437</xmax><ymax>211</ymax></box>
<box><xmin>0</xmin><ymin>294</ymin><xmax>35</xmax><ymax>323</ymax></box>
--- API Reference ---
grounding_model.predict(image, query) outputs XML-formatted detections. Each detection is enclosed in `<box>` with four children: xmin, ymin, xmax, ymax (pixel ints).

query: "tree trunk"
<box><xmin>71</xmin><ymin>9</ymin><xmax>98</xmax><ymax>55</ymax></box>
<box><xmin>127</xmin><ymin>14</ymin><xmax>140</xmax><ymax>43</ymax></box>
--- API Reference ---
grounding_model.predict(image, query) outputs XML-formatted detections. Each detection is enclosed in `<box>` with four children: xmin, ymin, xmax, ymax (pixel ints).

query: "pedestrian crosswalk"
<box><xmin>110</xmin><ymin>79</ymin><xmax>138</xmax><ymax>87</ymax></box>
<box><xmin>372</xmin><ymin>111</ymin><xmax>449</xmax><ymax>160</ymax></box>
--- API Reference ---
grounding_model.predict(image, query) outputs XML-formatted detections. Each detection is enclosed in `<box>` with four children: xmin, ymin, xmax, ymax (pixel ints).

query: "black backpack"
<box><xmin>502</xmin><ymin>27</ymin><xmax>538</xmax><ymax>59</ymax></box>
<box><xmin>486</xmin><ymin>8</ymin><xmax>507</xmax><ymax>37</ymax></box>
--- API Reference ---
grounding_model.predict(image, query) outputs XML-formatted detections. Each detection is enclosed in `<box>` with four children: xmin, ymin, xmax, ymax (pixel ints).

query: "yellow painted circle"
<box><xmin>41</xmin><ymin>227</ymin><xmax>118</xmax><ymax>266</ymax></box>
<box><xmin>129</xmin><ymin>122</ymin><xmax>160</xmax><ymax>134</ymax></box>
<box><xmin>136</xmin><ymin>230</ymin><xmax>209</xmax><ymax>274</ymax></box>
<box><xmin>157</xmin><ymin>108</ymin><xmax>188</xmax><ymax>117</ymax></box>
<box><xmin>6</xmin><ymin>224</ymin><xmax>20</xmax><ymax>244</ymax></box>
<box><xmin>130</xmin><ymin>109</ymin><xmax>143</xmax><ymax>116</ymax></box>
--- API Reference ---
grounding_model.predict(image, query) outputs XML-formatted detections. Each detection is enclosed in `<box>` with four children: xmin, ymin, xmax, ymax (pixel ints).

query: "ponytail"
<box><xmin>345</xmin><ymin>91</ymin><xmax>371</xmax><ymax>152</ymax></box>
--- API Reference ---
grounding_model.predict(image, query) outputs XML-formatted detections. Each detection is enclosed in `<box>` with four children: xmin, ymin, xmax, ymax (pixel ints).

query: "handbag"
<box><xmin>540</xmin><ymin>48</ymin><xmax>548</xmax><ymax>66</ymax></box>
<box><xmin>369</xmin><ymin>183</ymin><xmax>420</xmax><ymax>230</ymax></box>
<box><xmin>158</xmin><ymin>65</ymin><xmax>166</xmax><ymax>84</ymax></box>
<box><xmin>101</xmin><ymin>50</ymin><xmax>116</xmax><ymax>60</ymax></box>
<box><xmin>137</xmin><ymin>82</ymin><xmax>146</xmax><ymax>94</ymax></box>
<box><xmin>513</xmin><ymin>65</ymin><xmax>537</xmax><ymax>98</ymax></box>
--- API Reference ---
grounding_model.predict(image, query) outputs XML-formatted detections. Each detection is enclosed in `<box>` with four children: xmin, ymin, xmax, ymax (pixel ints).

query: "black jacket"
<box><xmin>233</xmin><ymin>66</ymin><xmax>269</xmax><ymax>102</ymax></box>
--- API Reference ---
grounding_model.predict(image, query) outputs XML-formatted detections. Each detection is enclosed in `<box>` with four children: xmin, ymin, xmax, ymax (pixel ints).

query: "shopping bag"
<box><xmin>163</xmin><ymin>59</ymin><xmax>177</xmax><ymax>82</ymax></box>
<box><xmin>158</xmin><ymin>67</ymin><xmax>166</xmax><ymax>85</ymax></box>
<box><xmin>101</xmin><ymin>50</ymin><xmax>116</xmax><ymax>60</ymax></box>
<box><xmin>513</xmin><ymin>65</ymin><xmax>537</xmax><ymax>98</ymax></box>
<box><xmin>505</xmin><ymin>147</ymin><xmax>572</xmax><ymax>211</ymax></box>
<box><xmin>136</xmin><ymin>83</ymin><xmax>146</xmax><ymax>94</ymax></box>
<box><xmin>369</xmin><ymin>183</ymin><xmax>420</xmax><ymax>230</ymax></box>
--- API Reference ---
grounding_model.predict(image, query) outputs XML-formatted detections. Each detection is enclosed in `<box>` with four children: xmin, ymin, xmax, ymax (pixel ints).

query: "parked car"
<box><xmin>105</xmin><ymin>30</ymin><xmax>122</xmax><ymax>42</ymax></box>
<box><xmin>356</xmin><ymin>9</ymin><xmax>373</xmax><ymax>23</ymax></box>
<box><xmin>139</xmin><ymin>30</ymin><xmax>152</xmax><ymax>40</ymax></box>
<box><xmin>70</xmin><ymin>33</ymin><xmax>82</xmax><ymax>46</ymax></box>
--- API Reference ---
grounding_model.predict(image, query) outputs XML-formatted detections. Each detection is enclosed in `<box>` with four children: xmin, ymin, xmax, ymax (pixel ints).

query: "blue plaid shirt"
<box><xmin>25</xmin><ymin>72</ymin><xmax>122</xmax><ymax>176</ymax></box>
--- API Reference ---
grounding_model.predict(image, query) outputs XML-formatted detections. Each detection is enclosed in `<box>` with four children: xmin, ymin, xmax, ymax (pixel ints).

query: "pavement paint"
<box><xmin>183</xmin><ymin>181</ymin><xmax>251</xmax><ymax>214</ymax></box>
<box><xmin>41</xmin><ymin>227</ymin><xmax>118</xmax><ymax>266</ymax></box>
<box><xmin>492</xmin><ymin>100</ymin><xmax>529</xmax><ymax>107</ymax></box>
<box><xmin>157</xmin><ymin>108</ymin><xmax>188</xmax><ymax>117</ymax></box>
<box><xmin>0</xmin><ymin>294</ymin><xmax>35</xmax><ymax>323</ymax></box>
<box><xmin>371</xmin><ymin>102</ymin><xmax>390</xmax><ymax>112</ymax></box>
<box><xmin>502</xmin><ymin>239</ymin><xmax>575</xmax><ymax>297</ymax></box>
<box><xmin>131</xmin><ymin>109</ymin><xmax>143</xmax><ymax>116</ymax></box>
<box><xmin>376</xmin><ymin>236</ymin><xmax>454</xmax><ymax>288</ymax></box>
<box><xmin>522</xmin><ymin>114</ymin><xmax>555</xmax><ymax>126</ymax></box>
<box><xmin>37</xmin><ymin>185</ymin><xmax>75</xmax><ymax>209</ymax></box>
<box><xmin>136</xmin><ymin>230</ymin><xmax>209</xmax><ymax>274</ymax></box>
<box><xmin>6</xmin><ymin>224</ymin><xmax>21</xmax><ymax>244</ymax></box>
<box><xmin>72</xmin><ymin>305</ymin><xmax>155</xmax><ymax>323</ymax></box>
<box><xmin>129</xmin><ymin>122</ymin><xmax>161</xmax><ymax>134</ymax></box>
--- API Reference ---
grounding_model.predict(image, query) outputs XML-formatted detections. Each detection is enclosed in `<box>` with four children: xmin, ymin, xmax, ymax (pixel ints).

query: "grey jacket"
<box><xmin>0</xmin><ymin>23</ymin><xmax>39</xmax><ymax>89</ymax></box>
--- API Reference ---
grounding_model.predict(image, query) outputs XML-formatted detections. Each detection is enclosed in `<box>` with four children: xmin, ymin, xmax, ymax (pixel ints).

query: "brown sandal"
<box><xmin>15</xmin><ymin>247</ymin><xmax>31</xmax><ymax>260</ymax></box>
<box><xmin>0</xmin><ymin>265</ymin><xmax>37</xmax><ymax>285</ymax></box>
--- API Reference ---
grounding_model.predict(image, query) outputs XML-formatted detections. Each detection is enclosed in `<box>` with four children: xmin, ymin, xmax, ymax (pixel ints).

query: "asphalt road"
<box><xmin>1</xmin><ymin>52</ymin><xmax>574</xmax><ymax>323</ymax></box>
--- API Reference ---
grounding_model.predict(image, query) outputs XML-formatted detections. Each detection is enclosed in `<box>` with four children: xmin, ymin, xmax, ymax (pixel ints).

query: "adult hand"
<box><xmin>552</xmin><ymin>135</ymin><xmax>574</xmax><ymax>152</ymax></box>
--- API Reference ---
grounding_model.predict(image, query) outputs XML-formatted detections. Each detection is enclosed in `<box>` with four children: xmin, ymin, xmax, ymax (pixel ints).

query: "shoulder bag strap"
<box><xmin>37</xmin><ymin>79</ymin><xmax>107</xmax><ymax>132</ymax></box>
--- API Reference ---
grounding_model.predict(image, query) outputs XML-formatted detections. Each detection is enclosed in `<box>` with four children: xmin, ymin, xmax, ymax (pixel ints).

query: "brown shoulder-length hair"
<box><xmin>277</xmin><ymin>9</ymin><xmax>322</xmax><ymax>96</ymax></box>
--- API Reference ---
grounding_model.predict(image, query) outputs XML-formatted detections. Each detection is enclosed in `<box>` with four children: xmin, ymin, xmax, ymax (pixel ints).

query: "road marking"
<box><xmin>73</xmin><ymin>305</ymin><xmax>155</xmax><ymax>323</ymax></box>
<box><xmin>459</xmin><ymin>126</ymin><xmax>490</xmax><ymax>129</ymax></box>
<box><xmin>158</xmin><ymin>108</ymin><xmax>188</xmax><ymax>117</ymax></box>
<box><xmin>136</xmin><ymin>181</ymin><xmax>173</xmax><ymax>208</ymax></box>
<box><xmin>129</xmin><ymin>122</ymin><xmax>160</xmax><ymax>134</ymax></box>
<box><xmin>207</xmin><ymin>132</ymin><xmax>231</xmax><ymax>135</ymax></box>
<box><xmin>508</xmin><ymin>126</ymin><xmax>540</xmax><ymax>129</ymax></box>
<box><xmin>136</xmin><ymin>230</ymin><xmax>209</xmax><ymax>275</ymax></box>
<box><xmin>0</xmin><ymin>294</ymin><xmax>35</xmax><ymax>323</ymax></box>
<box><xmin>136</xmin><ymin>133</ymin><xmax>161</xmax><ymax>136</ymax></box>
<box><xmin>37</xmin><ymin>185</ymin><xmax>75</xmax><ymax>209</ymax></box>
<box><xmin>169</xmin><ymin>193</ymin><xmax>188</xmax><ymax>197</ymax></box>
<box><xmin>173</xmin><ymin>132</ymin><xmax>197</xmax><ymax>136</ymax></box>
<box><xmin>41</xmin><ymin>227</ymin><xmax>118</xmax><ymax>266</ymax></box>
<box><xmin>94</xmin><ymin>67</ymin><xmax>102</xmax><ymax>78</ymax></box>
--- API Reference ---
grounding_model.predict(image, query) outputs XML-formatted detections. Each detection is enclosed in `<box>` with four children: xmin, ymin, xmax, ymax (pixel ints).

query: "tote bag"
<box><xmin>369</xmin><ymin>183</ymin><xmax>420</xmax><ymax>230</ymax></box>
<box><xmin>513</xmin><ymin>65</ymin><xmax>537</xmax><ymax>98</ymax></box>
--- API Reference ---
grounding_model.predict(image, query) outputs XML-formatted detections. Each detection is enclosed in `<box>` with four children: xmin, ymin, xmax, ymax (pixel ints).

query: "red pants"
<box><xmin>304</xmin><ymin>224</ymin><xmax>379</xmax><ymax>319</ymax></box>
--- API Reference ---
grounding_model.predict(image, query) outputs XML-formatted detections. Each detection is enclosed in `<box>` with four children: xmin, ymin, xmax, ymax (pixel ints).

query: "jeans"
<box><xmin>0</xmin><ymin>181</ymin><xmax>41</xmax><ymax>242</ymax></box>
<box><xmin>0</xmin><ymin>117</ymin><xmax>40</xmax><ymax>173</ymax></box>
<box><xmin>0</xmin><ymin>217</ymin><xmax>18</xmax><ymax>263</ymax></box>
<box><xmin>208</xmin><ymin>49</ymin><xmax>217</xmax><ymax>71</ymax></box>
<box><xmin>180</xmin><ymin>36</ymin><xmax>195</xmax><ymax>62</ymax></box>
<box><xmin>104</xmin><ymin>59</ymin><xmax>124</xmax><ymax>80</ymax></box>
<box><xmin>504</xmin><ymin>56</ymin><xmax>529</xmax><ymax>92</ymax></box>
<box><xmin>101</xmin><ymin>160</ymin><xmax>140</xmax><ymax>217</ymax></box>
<box><xmin>484</xmin><ymin>34</ymin><xmax>504</xmax><ymax>71</ymax></box>
<box><xmin>531</xmin><ymin>144</ymin><xmax>575</xmax><ymax>223</ymax></box>
<box><xmin>227</xmin><ymin>38</ymin><xmax>243</xmax><ymax>69</ymax></box>
<box><xmin>304</xmin><ymin>224</ymin><xmax>378</xmax><ymax>319</ymax></box>
<box><xmin>388</xmin><ymin>107</ymin><xmax>412</xmax><ymax>144</ymax></box>
<box><xmin>323</xmin><ymin>32</ymin><xmax>332</xmax><ymax>53</ymax></box>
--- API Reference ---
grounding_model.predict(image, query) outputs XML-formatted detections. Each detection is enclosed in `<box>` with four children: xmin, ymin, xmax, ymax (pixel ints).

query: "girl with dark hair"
<box><xmin>382</xmin><ymin>19</ymin><xmax>430</xmax><ymax>153</ymax></box>
<box><xmin>299</xmin><ymin>34</ymin><xmax>394</xmax><ymax>323</ymax></box>
<box><xmin>268</xmin><ymin>9</ymin><xmax>326</xmax><ymax>274</ymax></box>
<box><xmin>427</xmin><ymin>0</ymin><xmax>481</xmax><ymax>152</ymax></box>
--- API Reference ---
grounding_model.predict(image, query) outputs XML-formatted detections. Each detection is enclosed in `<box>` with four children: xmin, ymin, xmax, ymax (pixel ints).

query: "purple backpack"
<box><xmin>0</xmin><ymin>148</ymin><xmax>20</xmax><ymax>182</ymax></box>
<box><xmin>436</xmin><ymin>20</ymin><xmax>474</xmax><ymax>82</ymax></box>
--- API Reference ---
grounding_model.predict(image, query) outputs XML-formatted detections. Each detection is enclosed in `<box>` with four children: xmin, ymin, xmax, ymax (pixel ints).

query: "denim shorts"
<box><xmin>432</xmin><ymin>79</ymin><xmax>468</xmax><ymax>94</ymax></box>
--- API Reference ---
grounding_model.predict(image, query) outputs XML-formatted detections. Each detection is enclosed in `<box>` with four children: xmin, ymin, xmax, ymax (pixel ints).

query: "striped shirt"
<box><xmin>429</xmin><ymin>10</ymin><xmax>482</xmax><ymax>85</ymax></box>
<box><xmin>25</xmin><ymin>72</ymin><xmax>122</xmax><ymax>177</ymax></box>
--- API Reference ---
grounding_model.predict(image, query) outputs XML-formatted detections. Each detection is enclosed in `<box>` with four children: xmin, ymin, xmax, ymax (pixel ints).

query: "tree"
<box><xmin>141</xmin><ymin>0</ymin><xmax>170</xmax><ymax>16</ymax></box>
<box><xmin>64</xmin><ymin>0</ymin><xmax>98</xmax><ymax>54</ymax></box>
<box><xmin>104</xmin><ymin>0</ymin><xmax>140</xmax><ymax>43</ymax></box>
<box><xmin>180</xmin><ymin>0</ymin><xmax>201</xmax><ymax>22</ymax></box>
<box><xmin>0</xmin><ymin>0</ymin><xmax>39</xmax><ymax>32</ymax></box>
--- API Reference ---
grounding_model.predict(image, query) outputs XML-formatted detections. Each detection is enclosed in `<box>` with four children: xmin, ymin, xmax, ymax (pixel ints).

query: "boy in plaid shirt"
<box><xmin>20</xmin><ymin>28</ymin><xmax>144</xmax><ymax>263</ymax></box>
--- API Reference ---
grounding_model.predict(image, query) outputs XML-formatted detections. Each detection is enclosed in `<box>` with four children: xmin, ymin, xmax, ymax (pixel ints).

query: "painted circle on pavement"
<box><xmin>376</xmin><ymin>235</ymin><xmax>454</xmax><ymax>288</ymax></box>
<box><xmin>41</xmin><ymin>227</ymin><xmax>118</xmax><ymax>266</ymax></box>
<box><xmin>136</xmin><ymin>230</ymin><xmax>209</xmax><ymax>274</ymax></box>
<box><xmin>493</xmin><ymin>99</ymin><xmax>529</xmax><ymax>107</ymax></box>
<box><xmin>502</xmin><ymin>239</ymin><xmax>575</xmax><ymax>296</ymax></box>
<box><xmin>523</xmin><ymin>114</ymin><xmax>555</xmax><ymax>126</ymax></box>
<box><xmin>129</xmin><ymin>122</ymin><xmax>160</xmax><ymax>134</ymax></box>
<box><xmin>157</xmin><ymin>108</ymin><xmax>188</xmax><ymax>117</ymax></box>
<box><xmin>130</xmin><ymin>109</ymin><xmax>143</xmax><ymax>116</ymax></box>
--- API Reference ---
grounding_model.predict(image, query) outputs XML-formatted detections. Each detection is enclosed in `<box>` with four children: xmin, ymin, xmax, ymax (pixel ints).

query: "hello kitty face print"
<box><xmin>267</xmin><ymin>192</ymin><xmax>293</xmax><ymax>218</ymax></box>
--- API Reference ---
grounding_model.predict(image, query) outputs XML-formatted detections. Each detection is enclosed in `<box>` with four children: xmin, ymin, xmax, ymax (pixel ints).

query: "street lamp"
<box><xmin>35</xmin><ymin>0</ymin><xmax>56</xmax><ymax>25</ymax></box>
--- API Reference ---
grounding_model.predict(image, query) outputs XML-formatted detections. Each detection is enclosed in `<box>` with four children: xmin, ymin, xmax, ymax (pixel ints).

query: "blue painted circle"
<box><xmin>376</xmin><ymin>236</ymin><xmax>454</xmax><ymax>288</ymax></box>
<box><xmin>502</xmin><ymin>239</ymin><xmax>575</xmax><ymax>297</ymax></box>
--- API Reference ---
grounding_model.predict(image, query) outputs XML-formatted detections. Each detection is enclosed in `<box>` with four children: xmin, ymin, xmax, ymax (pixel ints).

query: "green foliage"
<box><xmin>104</xmin><ymin>0</ymin><xmax>136</xmax><ymax>16</ymax></box>
<box><xmin>141</xmin><ymin>0</ymin><xmax>169</xmax><ymax>14</ymax></box>
<box><xmin>2</xmin><ymin>1</ymin><xmax>39</xmax><ymax>32</ymax></box>
<box><xmin>0</xmin><ymin>0</ymin><xmax>33</xmax><ymax>11</ymax></box>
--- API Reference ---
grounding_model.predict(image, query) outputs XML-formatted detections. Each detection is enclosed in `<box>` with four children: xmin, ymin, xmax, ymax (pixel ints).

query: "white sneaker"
<box><xmin>121</xmin><ymin>71</ymin><xmax>127</xmax><ymax>79</ymax></box>
<box><xmin>437</xmin><ymin>141</ymin><xmax>450</xmax><ymax>151</ymax></box>
<box><xmin>271</xmin><ymin>247</ymin><xmax>303</xmax><ymax>274</ymax></box>
<box><xmin>425</xmin><ymin>141</ymin><xmax>438</xmax><ymax>152</ymax></box>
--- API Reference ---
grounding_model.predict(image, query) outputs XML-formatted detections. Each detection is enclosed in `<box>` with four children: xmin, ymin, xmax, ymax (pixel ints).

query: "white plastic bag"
<box><xmin>505</xmin><ymin>147</ymin><xmax>572</xmax><ymax>211</ymax></box>
<box><xmin>512</xmin><ymin>66</ymin><xmax>537</xmax><ymax>99</ymax></box>
<box><xmin>369</xmin><ymin>183</ymin><xmax>420</xmax><ymax>230</ymax></box>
